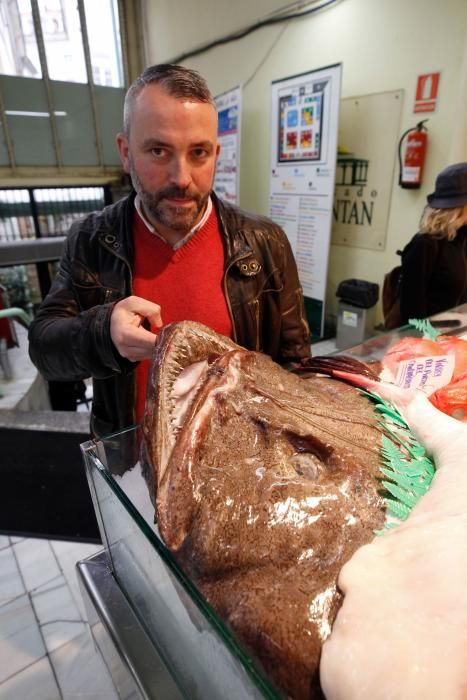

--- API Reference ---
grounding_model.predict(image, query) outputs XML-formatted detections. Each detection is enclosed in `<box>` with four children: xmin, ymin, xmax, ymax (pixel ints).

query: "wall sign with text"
<box><xmin>269</xmin><ymin>64</ymin><xmax>342</xmax><ymax>338</ymax></box>
<box><xmin>214</xmin><ymin>86</ymin><xmax>242</xmax><ymax>205</ymax></box>
<box><xmin>332</xmin><ymin>90</ymin><xmax>403</xmax><ymax>251</ymax></box>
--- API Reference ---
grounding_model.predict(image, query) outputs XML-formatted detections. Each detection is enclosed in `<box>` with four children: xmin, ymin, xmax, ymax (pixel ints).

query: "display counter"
<box><xmin>80</xmin><ymin>424</ymin><xmax>276</xmax><ymax>700</ymax></box>
<box><xmin>330</xmin><ymin>303</ymin><xmax>467</xmax><ymax>361</ymax></box>
<box><xmin>78</xmin><ymin>305</ymin><xmax>467</xmax><ymax>699</ymax></box>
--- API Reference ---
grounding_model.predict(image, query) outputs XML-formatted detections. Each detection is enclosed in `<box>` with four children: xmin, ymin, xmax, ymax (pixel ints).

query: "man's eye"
<box><xmin>151</xmin><ymin>148</ymin><xmax>166</xmax><ymax>158</ymax></box>
<box><xmin>192</xmin><ymin>148</ymin><xmax>208</xmax><ymax>159</ymax></box>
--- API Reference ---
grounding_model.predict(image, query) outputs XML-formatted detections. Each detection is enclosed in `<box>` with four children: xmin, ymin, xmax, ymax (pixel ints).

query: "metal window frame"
<box><xmin>0</xmin><ymin>0</ymin><xmax>135</xmax><ymax>177</ymax></box>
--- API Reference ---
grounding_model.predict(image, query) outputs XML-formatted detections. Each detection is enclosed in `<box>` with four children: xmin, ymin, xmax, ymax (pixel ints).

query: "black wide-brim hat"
<box><xmin>427</xmin><ymin>162</ymin><xmax>467</xmax><ymax>209</ymax></box>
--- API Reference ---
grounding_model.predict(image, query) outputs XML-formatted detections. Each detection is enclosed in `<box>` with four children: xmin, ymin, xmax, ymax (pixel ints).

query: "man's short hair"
<box><xmin>123</xmin><ymin>64</ymin><xmax>215</xmax><ymax>136</ymax></box>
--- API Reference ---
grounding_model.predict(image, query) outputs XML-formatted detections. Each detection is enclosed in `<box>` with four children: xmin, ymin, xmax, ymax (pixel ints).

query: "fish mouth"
<box><xmin>142</xmin><ymin>321</ymin><xmax>238</xmax><ymax>499</ymax></box>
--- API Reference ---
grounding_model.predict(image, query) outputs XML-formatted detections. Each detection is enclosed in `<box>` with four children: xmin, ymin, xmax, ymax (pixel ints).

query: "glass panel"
<box><xmin>328</xmin><ymin>303</ymin><xmax>467</xmax><ymax>359</ymax></box>
<box><xmin>81</xmin><ymin>428</ymin><xmax>279</xmax><ymax>700</ymax></box>
<box><xmin>94</xmin><ymin>85</ymin><xmax>125</xmax><ymax>165</ymax></box>
<box><xmin>0</xmin><ymin>0</ymin><xmax>42</xmax><ymax>78</ymax></box>
<box><xmin>0</xmin><ymin>189</ymin><xmax>34</xmax><ymax>241</ymax></box>
<box><xmin>51</xmin><ymin>81</ymin><xmax>98</xmax><ymax>165</ymax></box>
<box><xmin>2</xmin><ymin>75</ymin><xmax>56</xmax><ymax>165</ymax></box>
<box><xmin>33</xmin><ymin>186</ymin><xmax>105</xmax><ymax>234</ymax></box>
<box><xmin>0</xmin><ymin>117</ymin><xmax>10</xmax><ymax>165</ymax></box>
<box><xmin>38</xmin><ymin>0</ymin><xmax>87</xmax><ymax>83</ymax></box>
<box><xmin>84</xmin><ymin>0</ymin><xmax>123</xmax><ymax>88</ymax></box>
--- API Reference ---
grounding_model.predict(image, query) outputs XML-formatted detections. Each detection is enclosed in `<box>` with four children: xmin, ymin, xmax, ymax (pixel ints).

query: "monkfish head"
<box><xmin>141</xmin><ymin>321</ymin><xmax>386</xmax><ymax>700</ymax></box>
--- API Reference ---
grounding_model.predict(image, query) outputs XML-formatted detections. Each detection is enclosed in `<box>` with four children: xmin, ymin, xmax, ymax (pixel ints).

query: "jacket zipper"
<box><xmin>223</xmin><ymin>250</ymin><xmax>255</xmax><ymax>344</ymax></box>
<box><xmin>99</xmin><ymin>239</ymin><xmax>134</xmax><ymax>298</ymax></box>
<box><xmin>252</xmin><ymin>298</ymin><xmax>260</xmax><ymax>350</ymax></box>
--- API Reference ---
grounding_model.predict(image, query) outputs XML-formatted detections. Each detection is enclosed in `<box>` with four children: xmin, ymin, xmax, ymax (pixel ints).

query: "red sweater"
<box><xmin>133</xmin><ymin>206</ymin><xmax>233</xmax><ymax>422</ymax></box>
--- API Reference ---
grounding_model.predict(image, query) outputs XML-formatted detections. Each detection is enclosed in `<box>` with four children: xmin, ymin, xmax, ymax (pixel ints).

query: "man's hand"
<box><xmin>333</xmin><ymin>370</ymin><xmax>467</xmax><ymax>466</ymax></box>
<box><xmin>110</xmin><ymin>296</ymin><xmax>163</xmax><ymax>362</ymax></box>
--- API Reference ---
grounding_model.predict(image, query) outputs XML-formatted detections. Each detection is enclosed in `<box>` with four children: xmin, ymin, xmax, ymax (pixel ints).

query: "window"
<box><xmin>38</xmin><ymin>0</ymin><xmax>87</xmax><ymax>83</ymax></box>
<box><xmin>0</xmin><ymin>0</ymin><xmax>124</xmax><ymax>87</ymax></box>
<box><xmin>0</xmin><ymin>0</ymin><xmax>42</xmax><ymax>78</ymax></box>
<box><xmin>84</xmin><ymin>0</ymin><xmax>123</xmax><ymax>87</ymax></box>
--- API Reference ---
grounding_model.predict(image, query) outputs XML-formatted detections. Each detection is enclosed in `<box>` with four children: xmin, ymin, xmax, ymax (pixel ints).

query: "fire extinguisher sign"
<box><xmin>414</xmin><ymin>72</ymin><xmax>440</xmax><ymax>113</ymax></box>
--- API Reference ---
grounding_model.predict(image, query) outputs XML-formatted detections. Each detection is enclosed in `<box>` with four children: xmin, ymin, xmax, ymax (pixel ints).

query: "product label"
<box><xmin>393</xmin><ymin>354</ymin><xmax>455</xmax><ymax>395</ymax></box>
<box><xmin>342</xmin><ymin>310</ymin><xmax>358</xmax><ymax>328</ymax></box>
<box><xmin>401</xmin><ymin>166</ymin><xmax>421</xmax><ymax>182</ymax></box>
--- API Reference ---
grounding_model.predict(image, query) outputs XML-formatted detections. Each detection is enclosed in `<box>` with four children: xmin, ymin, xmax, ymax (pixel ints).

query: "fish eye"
<box><xmin>289</xmin><ymin>454</ymin><xmax>322</xmax><ymax>481</ymax></box>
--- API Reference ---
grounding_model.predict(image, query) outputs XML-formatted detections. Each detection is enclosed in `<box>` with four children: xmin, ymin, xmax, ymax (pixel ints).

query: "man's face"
<box><xmin>117</xmin><ymin>84</ymin><xmax>220</xmax><ymax>239</ymax></box>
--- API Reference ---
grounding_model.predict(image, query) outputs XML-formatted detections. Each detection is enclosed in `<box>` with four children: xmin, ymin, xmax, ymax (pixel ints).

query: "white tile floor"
<box><xmin>0</xmin><ymin>536</ymin><xmax>119</xmax><ymax>700</ymax></box>
<box><xmin>1</xmin><ymin>323</ymin><xmax>117</xmax><ymax>697</ymax></box>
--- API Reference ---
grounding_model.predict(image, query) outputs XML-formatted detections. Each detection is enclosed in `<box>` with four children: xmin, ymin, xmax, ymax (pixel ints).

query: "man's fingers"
<box><xmin>122</xmin><ymin>296</ymin><xmax>162</xmax><ymax>324</ymax></box>
<box><xmin>334</xmin><ymin>369</ymin><xmax>466</xmax><ymax>459</ymax></box>
<box><xmin>333</xmin><ymin>370</ymin><xmax>414</xmax><ymax>408</ymax></box>
<box><xmin>146</xmin><ymin>310</ymin><xmax>163</xmax><ymax>329</ymax></box>
<box><xmin>115</xmin><ymin>329</ymin><xmax>157</xmax><ymax>361</ymax></box>
<box><xmin>135</xmin><ymin>324</ymin><xmax>158</xmax><ymax>345</ymax></box>
<box><xmin>332</xmin><ymin>370</ymin><xmax>378</xmax><ymax>390</ymax></box>
<box><xmin>110</xmin><ymin>296</ymin><xmax>161</xmax><ymax>361</ymax></box>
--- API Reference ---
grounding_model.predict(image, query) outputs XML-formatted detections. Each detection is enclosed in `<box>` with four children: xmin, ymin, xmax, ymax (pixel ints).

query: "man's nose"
<box><xmin>170</xmin><ymin>157</ymin><xmax>192</xmax><ymax>189</ymax></box>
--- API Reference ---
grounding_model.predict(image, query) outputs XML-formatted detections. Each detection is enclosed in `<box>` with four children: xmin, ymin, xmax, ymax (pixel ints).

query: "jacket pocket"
<box><xmin>72</xmin><ymin>262</ymin><xmax>121</xmax><ymax>310</ymax></box>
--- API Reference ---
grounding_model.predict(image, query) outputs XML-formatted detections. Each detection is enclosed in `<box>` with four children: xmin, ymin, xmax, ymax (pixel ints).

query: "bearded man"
<box><xmin>29</xmin><ymin>64</ymin><xmax>311</xmax><ymax>438</ymax></box>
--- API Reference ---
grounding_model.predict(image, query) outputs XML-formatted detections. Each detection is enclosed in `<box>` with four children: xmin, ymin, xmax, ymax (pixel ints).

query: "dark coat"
<box><xmin>29</xmin><ymin>191</ymin><xmax>311</xmax><ymax>438</ymax></box>
<box><xmin>399</xmin><ymin>226</ymin><xmax>467</xmax><ymax>323</ymax></box>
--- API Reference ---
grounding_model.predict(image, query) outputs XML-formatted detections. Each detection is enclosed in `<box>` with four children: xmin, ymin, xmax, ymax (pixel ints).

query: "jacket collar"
<box><xmin>98</xmin><ymin>189</ymin><xmax>257</xmax><ymax>269</ymax></box>
<box><xmin>98</xmin><ymin>190</ymin><xmax>136</xmax><ymax>264</ymax></box>
<box><xmin>211</xmin><ymin>190</ymin><xmax>254</xmax><ymax>264</ymax></box>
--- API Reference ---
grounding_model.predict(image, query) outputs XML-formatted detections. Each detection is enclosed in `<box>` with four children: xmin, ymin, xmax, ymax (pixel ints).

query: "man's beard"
<box><xmin>130</xmin><ymin>167</ymin><xmax>208</xmax><ymax>233</ymax></box>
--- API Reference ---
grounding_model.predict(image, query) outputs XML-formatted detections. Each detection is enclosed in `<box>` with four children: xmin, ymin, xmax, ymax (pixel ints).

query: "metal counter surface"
<box><xmin>77</xmin><ymin>549</ymin><xmax>182</xmax><ymax>700</ymax></box>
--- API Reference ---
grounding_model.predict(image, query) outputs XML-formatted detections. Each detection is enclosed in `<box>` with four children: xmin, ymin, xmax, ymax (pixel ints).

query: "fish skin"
<box><xmin>143</xmin><ymin>322</ymin><xmax>387</xmax><ymax>699</ymax></box>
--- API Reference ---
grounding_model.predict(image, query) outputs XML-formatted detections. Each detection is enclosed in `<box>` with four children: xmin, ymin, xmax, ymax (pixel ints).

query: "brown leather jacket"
<box><xmin>29</xmin><ymin>191</ymin><xmax>311</xmax><ymax>438</ymax></box>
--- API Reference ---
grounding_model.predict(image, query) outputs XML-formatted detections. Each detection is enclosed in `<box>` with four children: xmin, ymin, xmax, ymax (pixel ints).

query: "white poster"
<box><xmin>214</xmin><ymin>86</ymin><xmax>241</xmax><ymax>205</ymax></box>
<box><xmin>269</xmin><ymin>64</ymin><xmax>342</xmax><ymax>337</ymax></box>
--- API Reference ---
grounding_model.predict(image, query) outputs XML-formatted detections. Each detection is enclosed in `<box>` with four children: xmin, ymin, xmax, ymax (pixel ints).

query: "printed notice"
<box><xmin>214</xmin><ymin>86</ymin><xmax>241</xmax><ymax>204</ymax></box>
<box><xmin>269</xmin><ymin>64</ymin><xmax>342</xmax><ymax>337</ymax></box>
<box><xmin>393</xmin><ymin>355</ymin><xmax>455</xmax><ymax>395</ymax></box>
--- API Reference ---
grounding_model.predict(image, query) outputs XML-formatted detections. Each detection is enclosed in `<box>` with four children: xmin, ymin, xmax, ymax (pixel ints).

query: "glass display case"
<box><xmin>329</xmin><ymin>303</ymin><xmax>467</xmax><ymax>362</ymax></box>
<box><xmin>78</xmin><ymin>304</ymin><xmax>467</xmax><ymax>699</ymax></box>
<box><xmin>80</xmin><ymin>426</ymin><xmax>279</xmax><ymax>700</ymax></box>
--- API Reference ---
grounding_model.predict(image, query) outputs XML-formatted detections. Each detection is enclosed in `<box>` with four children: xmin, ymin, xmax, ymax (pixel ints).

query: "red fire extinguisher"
<box><xmin>398</xmin><ymin>120</ymin><xmax>428</xmax><ymax>189</ymax></box>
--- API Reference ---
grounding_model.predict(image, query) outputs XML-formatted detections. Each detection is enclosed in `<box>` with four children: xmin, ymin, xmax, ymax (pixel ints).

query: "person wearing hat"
<box><xmin>398</xmin><ymin>162</ymin><xmax>467</xmax><ymax>324</ymax></box>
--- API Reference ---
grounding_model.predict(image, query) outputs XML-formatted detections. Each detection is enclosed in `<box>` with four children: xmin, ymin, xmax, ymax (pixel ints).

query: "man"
<box><xmin>29</xmin><ymin>64</ymin><xmax>311</xmax><ymax>439</ymax></box>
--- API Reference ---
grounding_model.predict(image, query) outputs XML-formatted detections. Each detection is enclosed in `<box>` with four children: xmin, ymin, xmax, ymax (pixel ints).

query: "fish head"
<box><xmin>141</xmin><ymin>321</ymin><xmax>386</xmax><ymax>699</ymax></box>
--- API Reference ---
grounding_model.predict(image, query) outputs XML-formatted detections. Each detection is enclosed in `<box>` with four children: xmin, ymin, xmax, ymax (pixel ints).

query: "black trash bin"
<box><xmin>335</xmin><ymin>279</ymin><xmax>379</xmax><ymax>350</ymax></box>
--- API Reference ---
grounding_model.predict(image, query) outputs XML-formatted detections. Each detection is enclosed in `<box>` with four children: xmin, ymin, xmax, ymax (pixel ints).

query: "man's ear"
<box><xmin>215</xmin><ymin>143</ymin><xmax>221</xmax><ymax>161</ymax></box>
<box><xmin>116</xmin><ymin>132</ymin><xmax>130</xmax><ymax>172</ymax></box>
